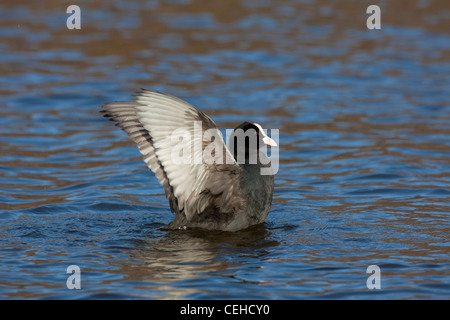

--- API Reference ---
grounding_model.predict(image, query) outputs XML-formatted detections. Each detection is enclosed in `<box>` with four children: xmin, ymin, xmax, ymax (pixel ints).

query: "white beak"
<box><xmin>253</xmin><ymin>122</ymin><xmax>278</xmax><ymax>147</ymax></box>
<box><xmin>262</xmin><ymin>135</ymin><xmax>277</xmax><ymax>147</ymax></box>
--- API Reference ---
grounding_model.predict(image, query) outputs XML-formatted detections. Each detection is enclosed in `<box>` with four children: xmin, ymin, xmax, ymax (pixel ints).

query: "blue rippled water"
<box><xmin>0</xmin><ymin>0</ymin><xmax>449</xmax><ymax>299</ymax></box>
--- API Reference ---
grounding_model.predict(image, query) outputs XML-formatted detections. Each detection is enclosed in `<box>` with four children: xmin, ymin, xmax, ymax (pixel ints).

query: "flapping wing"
<box><xmin>100</xmin><ymin>89</ymin><xmax>243</xmax><ymax>221</ymax></box>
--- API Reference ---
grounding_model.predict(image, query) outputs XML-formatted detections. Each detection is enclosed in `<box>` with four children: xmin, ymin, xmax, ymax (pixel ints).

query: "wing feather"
<box><xmin>101</xmin><ymin>90</ymin><xmax>242</xmax><ymax>222</ymax></box>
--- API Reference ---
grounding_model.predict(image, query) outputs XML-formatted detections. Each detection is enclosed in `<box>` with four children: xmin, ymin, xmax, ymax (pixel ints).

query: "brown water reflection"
<box><xmin>0</xmin><ymin>0</ymin><xmax>449</xmax><ymax>299</ymax></box>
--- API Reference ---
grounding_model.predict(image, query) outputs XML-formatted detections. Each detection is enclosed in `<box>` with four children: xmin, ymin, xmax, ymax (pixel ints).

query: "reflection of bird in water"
<box><xmin>117</xmin><ymin>225</ymin><xmax>277</xmax><ymax>299</ymax></box>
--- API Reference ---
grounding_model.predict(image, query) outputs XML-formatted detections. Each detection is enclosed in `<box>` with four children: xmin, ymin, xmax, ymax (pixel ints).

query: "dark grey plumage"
<box><xmin>100</xmin><ymin>89</ymin><xmax>275</xmax><ymax>231</ymax></box>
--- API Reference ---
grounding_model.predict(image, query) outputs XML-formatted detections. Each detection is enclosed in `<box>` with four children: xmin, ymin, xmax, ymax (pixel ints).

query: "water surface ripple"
<box><xmin>0</xmin><ymin>0</ymin><xmax>449</xmax><ymax>299</ymax></box>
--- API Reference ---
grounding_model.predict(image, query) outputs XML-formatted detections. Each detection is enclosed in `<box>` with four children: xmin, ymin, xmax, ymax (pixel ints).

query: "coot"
<box><xmin>101</xmin><ymin>89</ymin><xmax>277</xmax><ymax>231</ymax></box>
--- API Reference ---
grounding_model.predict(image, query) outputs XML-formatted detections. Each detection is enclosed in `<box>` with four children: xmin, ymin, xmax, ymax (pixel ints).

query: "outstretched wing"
<box><xmin>100</xmin><ymin>89</ymin><xmax>243</xmax><ymax>221</ymax></box>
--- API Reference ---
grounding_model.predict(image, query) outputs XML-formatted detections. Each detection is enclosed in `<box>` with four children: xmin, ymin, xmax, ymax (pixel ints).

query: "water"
<box><xmin>0</xmin><ymin>0</ymin><xmax>449</xmax><ymax>299</ymax></box>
